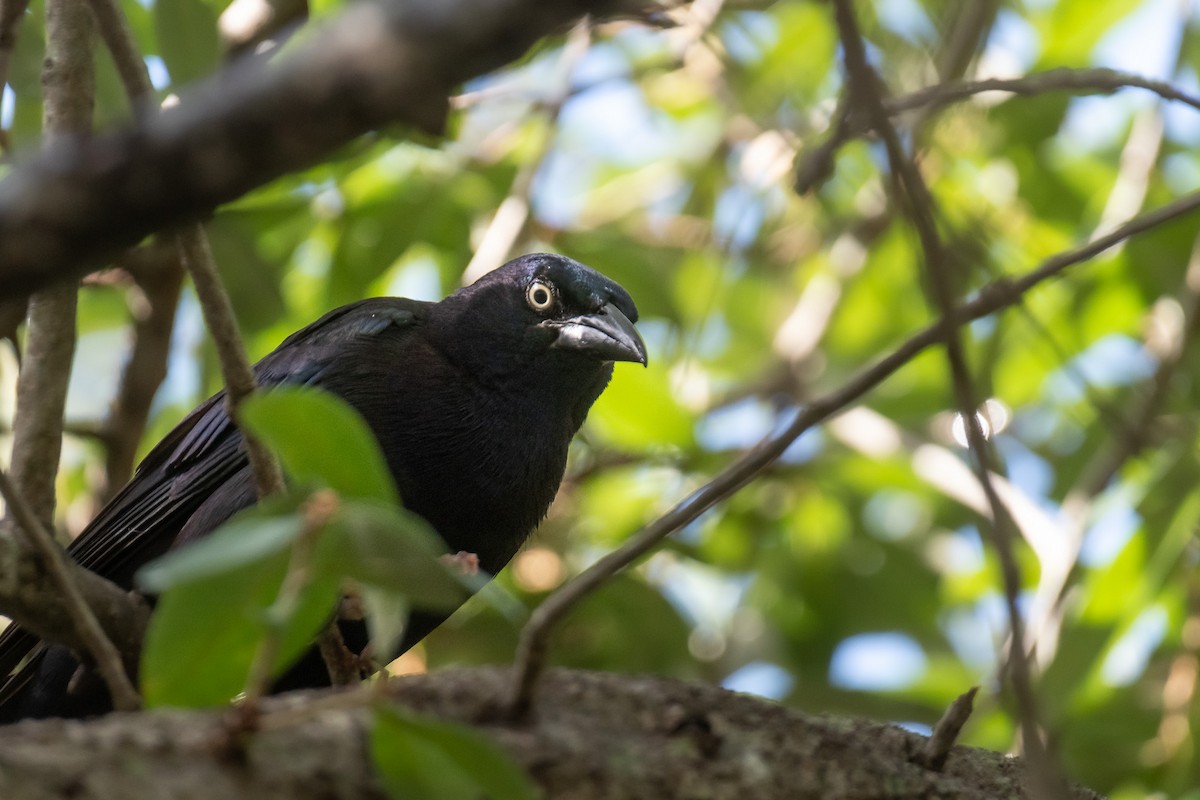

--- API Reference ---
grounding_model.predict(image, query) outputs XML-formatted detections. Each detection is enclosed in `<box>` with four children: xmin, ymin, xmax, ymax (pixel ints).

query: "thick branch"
<box><xmin>0</xmin><ymin>0</ymin><xmax>639</xmax><ymax>298</ymax></box>
<box><xmin>0</xmin><ymin>668</ymin><xmax>1103</xmax><ymax>800</ymax></box>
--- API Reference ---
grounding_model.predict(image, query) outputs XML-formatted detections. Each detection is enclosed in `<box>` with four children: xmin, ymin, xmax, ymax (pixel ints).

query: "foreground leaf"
<box><xmin>371</xmin><ymin>705</ymin><xmax>538</xmax><ymax>800</ymax></box>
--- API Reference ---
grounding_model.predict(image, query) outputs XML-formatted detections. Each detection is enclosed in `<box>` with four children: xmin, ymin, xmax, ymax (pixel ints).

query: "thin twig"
<box><xmin>175</xmin><ymin>224</ymin><xmax>285</xmax><ymax>499</ymax></box>
<box><xmin>0</xmin><ymin>470</ymin><xmax>140</xmax><ymax>710</ymax></box>
<box><xmin>506</xmin><ymin>187</ymin><xmax>1200</xmax><ymax>716</ymax></box>
<box><xmin>91</xmin><ymin>0</ymin><xmax>356</xmax><ymax>688</ymax></box>
<box><xmin>90</xmin><ymin>0</ymin><xmax>283</xmax><ymax>499</ymax></box>
<box><xmin>799</xmin><ymin>66</ymin><xmax>1200</xmax><ymax>194</ymax></box>
<box><xmin>100</xmin><ymin>243</ymin><xmax>184</xmax><ymax>500</ymax></box>
<box><xmin>888</xmin><ymin>67</ymin><xmax>1200</xmax><ymax>117</ymax></box>
<box><xmin>830</xmin><ymin>1</ymin><xmax>1057</xmax><ymax>793</ymax></box>
<box><xmin>913</xmin><ymin>686</ymin><xmax>978</xmax><ymax>771</ymax></box>
<box><xmin>243</xmin><ymin>491</ymin><xmax>337</xmax><ymax>708</ymax></box>
<box><xmin>86</xmin><ymin>0</ymin><xmax>153</xmax><ymax>112</ymax></box>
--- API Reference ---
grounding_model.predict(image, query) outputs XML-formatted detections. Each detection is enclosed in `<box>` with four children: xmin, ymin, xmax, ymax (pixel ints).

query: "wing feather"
<box><xmin>0</xmin><ymin>297</ymin><xmax>426</xmax><ymax>711</ymax></box>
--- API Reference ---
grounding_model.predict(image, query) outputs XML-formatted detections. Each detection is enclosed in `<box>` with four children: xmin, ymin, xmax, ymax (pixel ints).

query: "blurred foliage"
<box><xmin>5</xmin><ymin>0</ymin><xmax>1200</xmax><ymax>796</ymax></box>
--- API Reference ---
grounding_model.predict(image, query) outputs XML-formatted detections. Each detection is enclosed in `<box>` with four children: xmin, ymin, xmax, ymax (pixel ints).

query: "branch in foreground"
<box><xmin>0</xmin><ymin>667</ymin><xmax>1103</xmax><ymax>800</ymax></box>
<box><xmin>506</xmin><ymin>187</ymin><xmax>1200</xmax><ymax>714</ymax></box>
<box><xmin>0</xmin><ymin>471</ymin><xmax>141</xmax><ymax>710</ymax></box>
<box><xmin>0</xmin><ymin>0</ymin><xmax>640</xmax><ymax>298</ymax></box>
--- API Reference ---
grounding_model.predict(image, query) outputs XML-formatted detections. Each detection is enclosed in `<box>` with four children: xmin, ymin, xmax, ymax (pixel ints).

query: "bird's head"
<box><xmin>435</xmin><ymin>253</ymin><xmax>647</xmax><ymax>388</ymax></box>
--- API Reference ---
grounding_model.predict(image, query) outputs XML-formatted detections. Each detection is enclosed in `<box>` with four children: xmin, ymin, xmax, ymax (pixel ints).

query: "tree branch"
<box><xmin>100</xmin><ymin>242</ymin><xmax>184</xmax><ymax>500</ymax></box>
<box><xmin>0</xmin><ymin>471</ymin><xmax>140</xmax><ymax>710</ymax></box>
<box><xmin>0</xmin><ymin>0</ymin><xmax>643</xmax><ymax>298</ymax></box>
<box><xmin>0</xmin><ymin>667</ymin><xmax>1104</xmax><ymax>800</ymax></box>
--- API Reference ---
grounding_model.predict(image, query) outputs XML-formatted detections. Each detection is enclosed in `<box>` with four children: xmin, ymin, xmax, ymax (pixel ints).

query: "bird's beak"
<box><xmin>545</xmin><ymin>303</ymin><xmax>648</xmax><ymax>365</ymax></box>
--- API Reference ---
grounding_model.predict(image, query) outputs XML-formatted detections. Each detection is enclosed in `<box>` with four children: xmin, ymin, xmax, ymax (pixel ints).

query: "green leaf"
<box><xmin>360</xmin><ymin>586</ymin><xmax>409</xmax><ymax>662</ymax></box>
<box><xmin>241</xmin><ymin>386</ymin><xmax>400</xmax><ymax>504</ymax></box>
<box><xmin>140</xmin><ymin>507</ymin><xmax>340</xmax><ymax>708</ymax></box>
<box><xmin>153</xmin><ymin>0</ymin><xmax>219</xmax><ymax>87</ymax></box>
<box><xmin>587</xmin><ymin>364</ymin><xmax>694</xmax><ymax>449</ymax></box>
<box><xmin>318</xmin><ymin>502</ymin><xmax>465</xmax><ymax>602</ymax></box>
<box><xmin>371</xmin><ymin>706</ymin><xmax>538</xmax><ymax>800</ymax></box>
<box><xmin>136</xmin><ymin>503</ymin><xmax>302</xmax><ymax>592</ymax></box>
<box><xmin>315</xmin><ymin>501</ymin><xmax>472</xmax><ymax>657</ymax></box>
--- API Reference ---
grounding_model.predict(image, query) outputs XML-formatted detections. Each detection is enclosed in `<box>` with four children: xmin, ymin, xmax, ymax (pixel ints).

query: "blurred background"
<box><xmin>4</xmin><ymin>0</ymin><xmax>1200</xmax><ymax>796</ymax></box>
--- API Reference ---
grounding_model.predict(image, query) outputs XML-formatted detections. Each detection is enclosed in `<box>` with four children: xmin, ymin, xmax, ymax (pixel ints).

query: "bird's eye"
<box><xmin>526</xmin><ymin>281</ymin><xmax>554</xmax><ymax>312</ymax></box>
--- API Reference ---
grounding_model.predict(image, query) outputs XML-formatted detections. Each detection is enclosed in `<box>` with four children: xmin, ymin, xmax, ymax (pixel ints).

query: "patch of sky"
<box><xmin>675</xmin><ymin>506</ymin><xmax>720</xmax><ymax>546</ymax></box>
<box><xmin>1043</xmin><ymin>334</ymin><xmax>1155</xmax><ymax>404</ymax></box>
<box><xmin>629</xmin><ymin>318</ymin><xmax>673</xmax><ymax>365</ymax></box>
<box><xmin>1101</xmin><ymin>605</ymin><xmax>1167</xmax><ymax>686</ymax></box>
<box><xmin>558</xmin><ymin>81</ymin><xmax>679</xmax><ymax>167</ymax></box>
<box><xmin>829</xmin><ymin>632</ymin><xmax>927</xmax><ymax>691</ymax></box>
<box><xmin>934</xmin><ymin>526</ymin><xmax>986</xmax><ymax>576</ymax></box>
<box><xmin>145</xmin><ymin>56</ymin><xmax>171</xmax><ymax>91</ymax></box>
<box><xmin>382</xmin><ymin>255</ymin><xmax>441</xmax><ymax>303</ymax></box>
<box><xmin>1058</xmin><ymin>95</ymin><xmax>1135</xmax><ymax>152</ymax></box>
<box><xmin>572</xmin><ymin>41</ymin><xmax>635</xmax><ymax>88</ymax></box>
<box><xmin>1093</xmin><ymin>0</ymin><xmax>1181</xmax><ymax>80</ymax></box>
<box><xmin>1163</xmin><ymin>68</ymin><xmax>1200</xmax><ymax>147</ymax></box>
<box><xmin>606</xmin><ymin>23</ymin><xmax>674</xmax><ymax>69</ymax></box>
<box><xmin>969</xmin><ymin>313</ymin><xmax>997</xmax><ymax>339</ymax></box>
<box><xmin>863</xmin><ymin>490</ymin><xmax>928</xmax><ymax>542</ymax></box>
<box><xmin>530</xmin><ymin>148</ymin><xmax>596</xmax><ymax>229</ymax></box>
<box><xmin>780</xmin><ymin>420</ymin><xmax>824</xmax><ymax>465</ymax></box>
<box><xmin>153</xmin><ymin>290</ymin><xmax>205</xmax><ymax>414</ymax></box>
<box><xmin>719</xmin><ymin>11</ymin><xmax>778</xmax><ymax>65</ymax></box>
<box><xmin>721</xmin><ymin>661</ymin><xmax>795</xmax><ymax>700</ymax></box>
<box><xmin>1080</xmin><ymin>489</ymin><xmax>1142</xmax><ymax>567</ymax></box>
<box><xmin>66</xmin><ymin>330</ymin><xmax>126</xmax><ymax>420</ymax></box>
<box><xmin>1010</xmin><ymin>405</ymin><xmax>1085</xmax><ymax>455</ymax></box>
<box><xmin>1059</xmin><ymin>0</ymin><xmax>1181</xmax><ymax>152</ymax></box>
<box><xmin>994</xmin><ymin>436</ymin><xmax>1055</xmax><ymax>506</ymax></box>
<box><xmin>713</xmin><ymin>184</ymin><xmax>766</xmax><ymax>252</ymax></box>
<box><xmin>696</xmin><ymin>397</ymin><xmax>775</xmax><ymax>452</ymax></box>
<box><xmin>895</xmin><ymin>721</ymin><xmax>933</xmax><ymax>736</ymax></box>
<box><xmin>1</xmin><ymin>85</ymin><xmax>13</xmax><ymax>130</ymax></box>
<box><xmin>1162</xmin><ymin>151</ymin><xmax>1200</xmax><ymax>194</ymax></box>
<box><xmin>941</xmin><ymin>600</ymin><xmax>1000</xmax><ymax>671</ymax></box>
<box><xmin>679</xmin><ymin>313</ymin><xmax>731</xmax><ymax>361</ymax></box>
<box><xmin>875</xmin><ymin>0</ymin><xmax>937</xmax><ymax>45</ymax></box>
<box><xmin>643</xmin><ymin>180</ymin><xmax>695</xmax><ymax>233</ymax></box>
<box><xmin>648</xmin><ymin>555</ymin><xmax>751</xmax><ymax>630</ymax></box>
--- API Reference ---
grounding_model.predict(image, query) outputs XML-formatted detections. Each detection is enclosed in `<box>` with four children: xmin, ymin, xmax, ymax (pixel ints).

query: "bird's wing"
<box><xmin>0</xmin><ymin>297</ymin><xmax>425</xmax><ymax>695</ymax></box>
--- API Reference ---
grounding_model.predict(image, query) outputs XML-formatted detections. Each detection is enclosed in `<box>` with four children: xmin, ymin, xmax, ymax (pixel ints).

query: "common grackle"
<box><xmin>0</xmin><ymin>253</ymin><xmax>646</xmax><ymax>721</ymax></box>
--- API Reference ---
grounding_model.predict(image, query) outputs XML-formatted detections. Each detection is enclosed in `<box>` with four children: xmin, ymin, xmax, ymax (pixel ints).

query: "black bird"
<box><xmin>0</xmin><ymin>253</ymin><xmax>646</xmax><ymax>721</ymax></box>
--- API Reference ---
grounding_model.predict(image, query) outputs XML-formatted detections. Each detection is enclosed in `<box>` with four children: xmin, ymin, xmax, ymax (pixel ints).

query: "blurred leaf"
<box><xmin>588</xmin><ymin>364</ymin><xmax>694</xmax><ymax>449</ymax></box>
<box><xmin>371</xmin><ymin>705</ymin><xmax>537</xmax><ymax>800</ymax></box>
<box><xmin>154</xmin><ymin>0</ymin><xmax>219</xmax><ymax>86</ymax></box>
<box><xmin>137</xmin><ymin>503</ymin><xmax>302</xmax><ymax>591</ymax></box>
